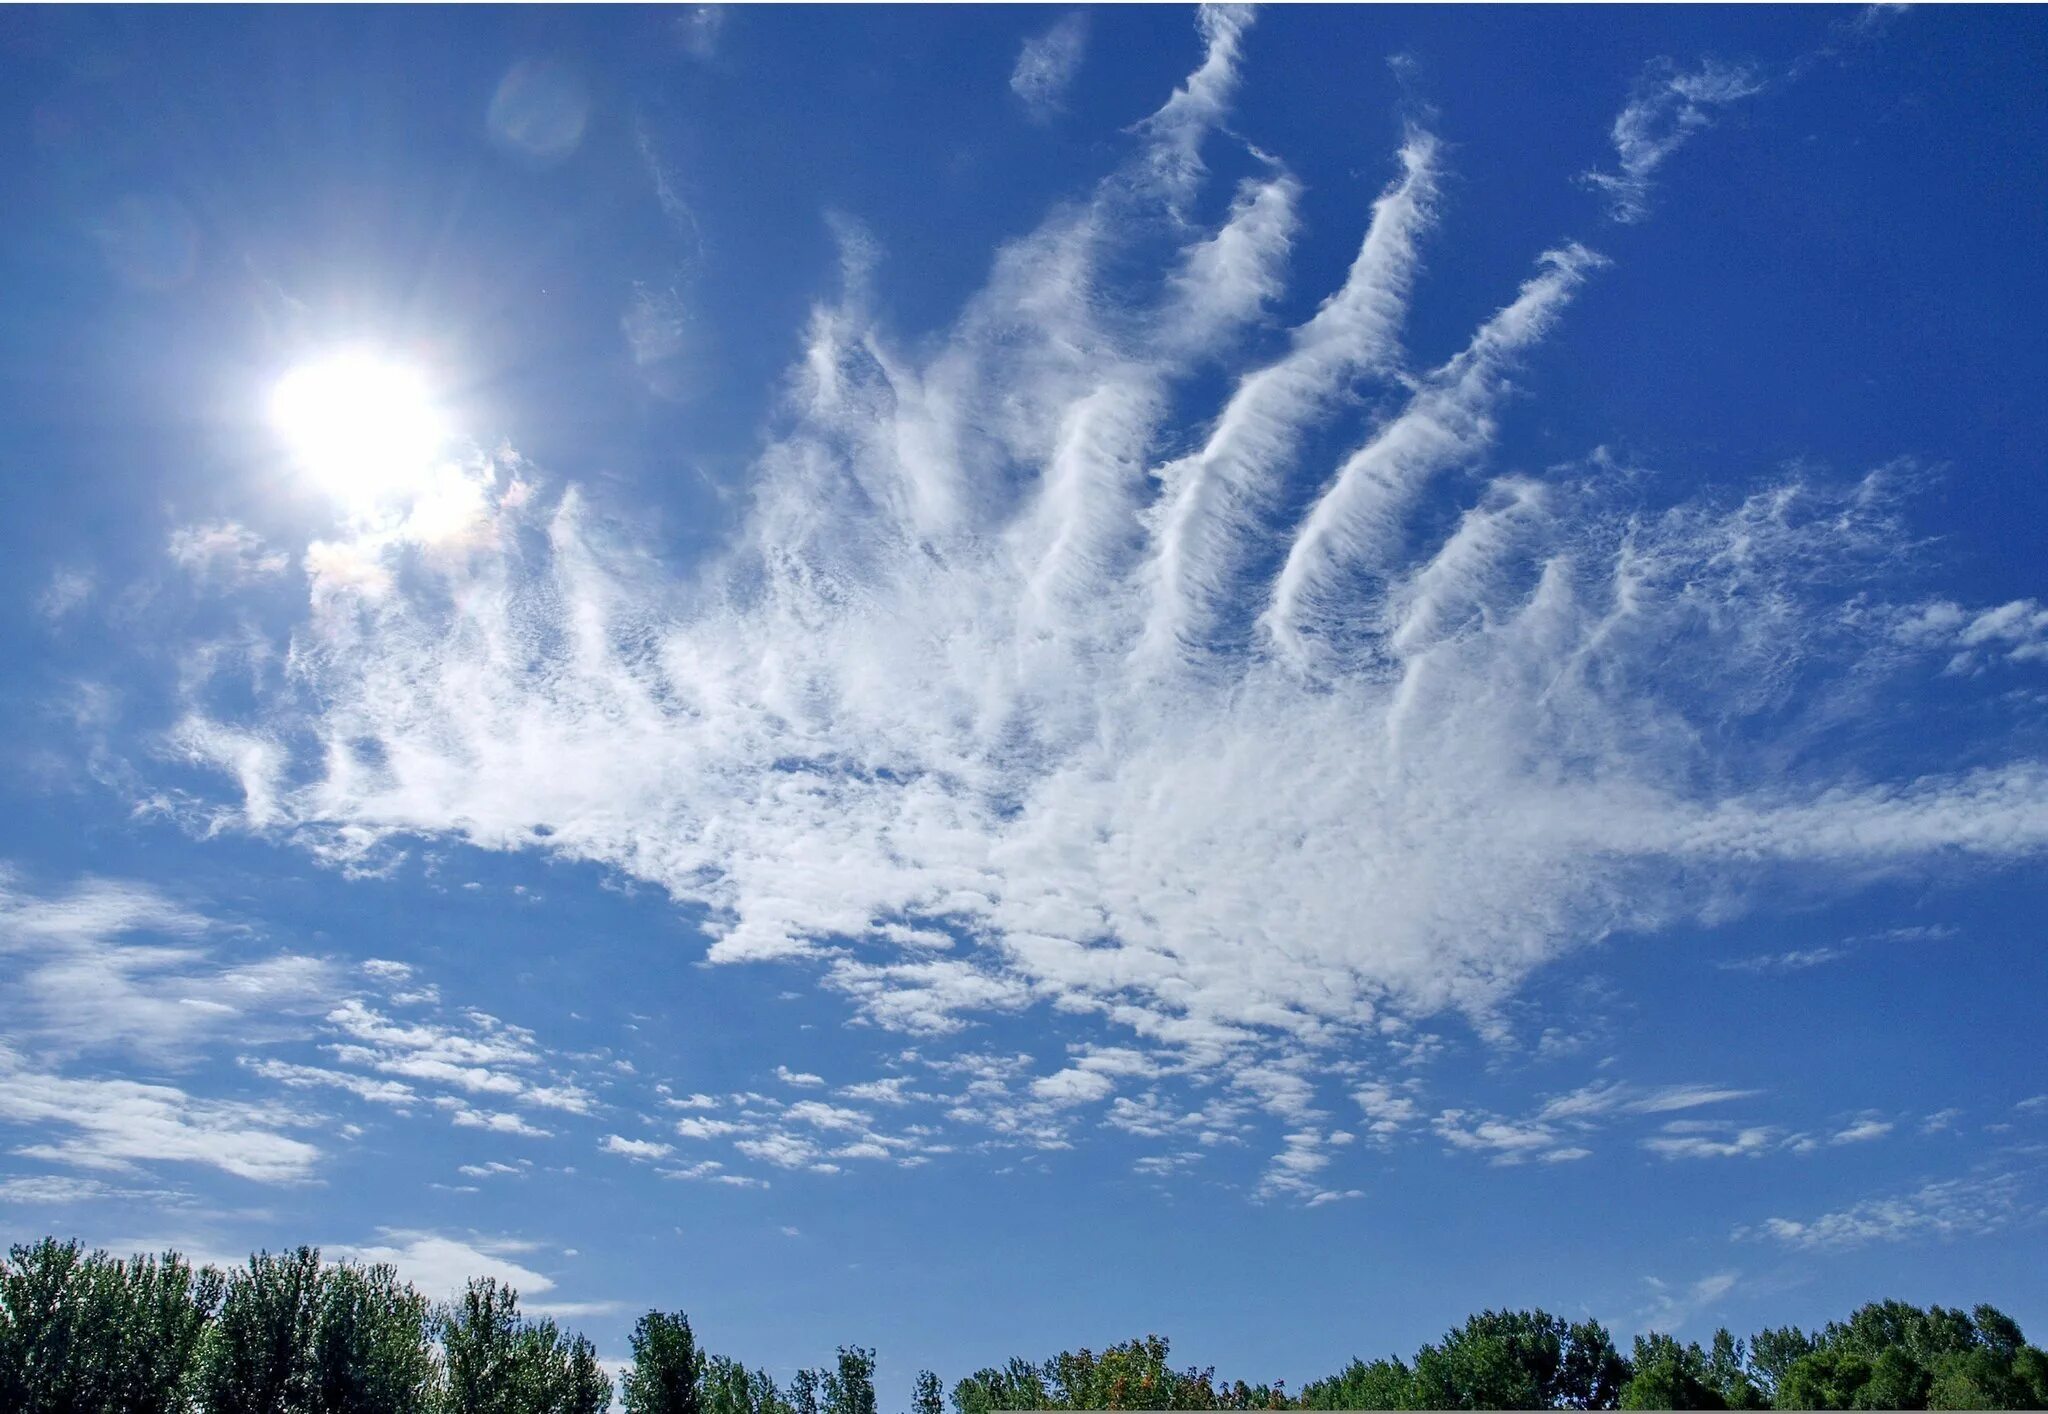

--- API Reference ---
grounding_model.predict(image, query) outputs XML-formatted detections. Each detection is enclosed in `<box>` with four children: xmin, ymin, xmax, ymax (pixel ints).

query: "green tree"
<box><xmin>201</xmin><ymin>1247</ymin><xmax>328</xmax><ymax>1414</ymax></box>
<box><xmin>1620</xmin><ymin>1334</ymin><xmax>1725</xmax><ymax>1411</ymax></box>
<box><xmin>1298</xmin><ymin>1357</ymin><xmax>1414</xmax><ymax>1410</ymax></box>
<box><xmin>953</xmin><ymin>1357</ymin><xmax>1050</xmax><ymax>1414</ymax></box>
<box><xmin>559</xmin><ymin>1332</ymin><xmax>616</xmax><ymax>1414</ymax></box>
<box><xmin>1774</xmin><ymin>1348</ymin><xmax>1873</xmax><ymax>1410</ymax></box>
<box><xmin>791</xmin><ymin>1368</ymin><xmax>824</xmax><ymax>1414</ymax></box>
<box><xmin>439</xmin><ymin>1277</ymin><xmax>528</xmax><ymax>1414</ymax></box>
<box><xmin>625</xmin><ymin>1311</ymin><xmax>706</xmax><ymax>1414</ymax></box>
<box><xmin>704</xmin><ymin>1355</ymin><xmax>787</xmax><ymax>1414</ymax></box>
<box><xmin>309</xmin><ymin>1261</ymin><xmax>436</xmax><ymax>1414</ymax></box>
<box><xmin>112</xmin><ymin>1250</ymin><xmax>225</xmax><ymax>1414</ymax></box>
<box><xmin>1410</xmin><ymin>1310</ymin><xmax>1628</xmax><ymax>1409</ymax></box>
<box><xmin>912</xmin><ymin>1370</ymin><xmax>945</xmax><ymax>1414</ymax></box>
<box><xmin>824</xmin><ymin>1347</ymin><xmax>878</xmax><ymax>1414</ymax></box>
<box><xmin>1746</xmin><ymin>1329</ymin><xmax>1819</xmax><ymax>1406</ymax></box>
<box><xmin>440</xmin><ymin>1278</ymin><xmax>613</xmax><ymax>1414</ymax></box>
<box><xmin>1</xmin><ymin>1240</ymin><xmax>222</xmax><ymax>1414</ymax></box>
<box><xmin>1705</xmin><ymin>1331</ymin><xmax>1768</xmax><ymax>1411</ymax></box>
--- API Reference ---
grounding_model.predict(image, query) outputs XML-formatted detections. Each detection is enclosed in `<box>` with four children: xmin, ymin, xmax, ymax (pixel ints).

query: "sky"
<box><xmin>3</xmin><ymin>1</ymin><xmax>2048</xmax><ymax>1399</ymax></box>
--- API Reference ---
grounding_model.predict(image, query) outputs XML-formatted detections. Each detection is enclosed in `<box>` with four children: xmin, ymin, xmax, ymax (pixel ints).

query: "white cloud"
<box><xmin>1585</xmin><ymin>59</ymin><xmax>1764</xmax><ymax>222</ymax></box>
<box><xmin>0</xmin><ymin>870</ymin><xmax>333</xmax><ymax>1062</ymax></box>
<box><xmin>674</xmin><ymin>1116</ymin><xmax>741</xmax><ymax>1140</ymax></box>
<box><xmin>1747</xmin><ymin>1172</ymin><xmax>2029</xmax><ymax>1251</ymax></box>
<box><xmin>1717</xmin><ymin>946</ymin><xmax>1847</xmax><ymax>973</ymax></box>
<box><xmin>244</xmin><ymin>1059</ymin><xmax>418</xmax><ymax>1108</ymax></box>
<box><xmin>0</xmin><ymin>1173</ymin><xmax>164</xmax><ymax>1204</ymax></box>
<box><xmin>1641</xmin><ymin>1272</ymin><xmax>1740</xmax><ymax>1331</ymax></box>
<box><xmin>459</xmin><ymin>1160</ymin><xmax>529</xmax><ymax>1179</ymax></box>
<box><xmin>624</xmin><ymin>282</ymin><xmax>691</xmax><ymax>369</ymax></box>
<box><xmin>167</xmin><ymin>521</ymin><xmax>291</xmax><ymax>586</ymax></box>
<box><xmin>329</xmin><ymin>1230</ymin><xmax>553</xmax><ymax>1300</ymax></box>
<box><xmin>324</xmin><ymin>998</ymin><xmax>592</xmax><ymax>1117</ymax></box>
<box><xmin>673</xmin><ymin>6</ymin><xmax>723</xmax><ymax>61</ymax></box>
<box><xmin>0</xmin><ymin>1044</ymin><xmax>319</xmax><ymax>1183</ymax></box>
<box><xmin>601</xmin><ymin>1133</ymin><xmax>674</xmax><ymax>1161</ymax></box>
<box><xmin>1894</xmin><ymin>598</ymin><xmax>2048</xmax><ymax>674</ymax></box>
<box><xmin>142</xmin><ymin>17</ymin><xmax>2048</xmax><ymax>1198</ymax></box>
<box><xmin>37</xmin><ymin>567</ymin><xmax>95</xmax><ymax>621</ymax></box>
<box><xmin>1010</xmin><ymin>13</ymin><xmax>1088</xmax><ymax>119</ymax></box>
<box><xmin>1030</xmin><ymin>1067</ymin><xmax>1117</xmax><ymax>1108</ymax></box>
<box><xmin>449</xmin><ymin>1108</ymin><xmax>551</xmax><ymax>1139</ymax></box>
<box><xmin>1642</xmin><ymin>1124</ymin><xmax>1779</xmax><ymax>1161</ymax></box>
<box><xmin>1440</xmin><ymin>1081</ymin><xmax>1761</xmax><ymax>1165</ymax></box>
<box><xmin>774</xmin><ymin>1065</ymin><xmax>825</xmax><ymax>1088</ymax></box>
<box><xmin>1830</xmin><ymin>1117</ymin><xmax>1894</xmax><ymax>1145</ymax></box>
<box><xmin>1352</xmin><ymin>1082</ymin><xmax>1420</xmax><ymax>1140</ymax></box>
<box><xmin>735</xmin><ymin>1132</ymin><xmax>821</xmax><ymax>1170</ymax></box>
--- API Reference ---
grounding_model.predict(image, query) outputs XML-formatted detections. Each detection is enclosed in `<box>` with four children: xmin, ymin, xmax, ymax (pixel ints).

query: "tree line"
<box><xmin>4</xmin><ymin>1238</ymin><xmax>2046</xmax><ymax>1412</ymax></box>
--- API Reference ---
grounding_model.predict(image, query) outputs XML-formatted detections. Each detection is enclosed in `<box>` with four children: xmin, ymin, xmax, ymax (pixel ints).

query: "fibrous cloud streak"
<box><xmin>169</xmin><ymin>12</ymin><xmax>2047</xmax><ymax>1143</ymax></box>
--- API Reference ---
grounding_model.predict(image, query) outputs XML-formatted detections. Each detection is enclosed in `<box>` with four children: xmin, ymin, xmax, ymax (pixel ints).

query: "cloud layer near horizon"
<box><xmin>155</xmin><ymin>8</ymin><xmax>2048</xmax><ymax>1190</ymax></box>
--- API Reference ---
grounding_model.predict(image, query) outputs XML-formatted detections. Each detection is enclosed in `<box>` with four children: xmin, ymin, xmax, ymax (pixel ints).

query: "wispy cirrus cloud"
<box><xmin>1639</xmin><ymin>1271</ymin><xmax>1741</xmax><ymax>1332</ymax></box>
<box><xmin>1438</xmin><ymin>1082</ymin><xmax>1763</xmax><ymax>1165</ymax></box>
<box><xmin>0</xmin><ymin>868</ymin><xmax>609</xmax><ymax>1189</ymax></box>
<box><xmin>1010</xmin><ymin>13</ymin><xmax>1089</xmax><ymax>120</ymax></box>
<box><xmin>167</xmin><ymin>521</ymin><xmax>291</xmax><ymax>586</ymax></box>
<box><xmin>0</xmin><ymin>1043</ymin><xmax>321</xmax><ymax>1183</ymax></box>
<box><xmin>37</xmin><ymin>567</ymin><xmax>95</xmax><ymax>622</ymax></box>
<box><xmin>145</xmin><ymin>12</ymin><xmax>2048</xmax><ymax>1199</ymax></box>
<box><xmin>1584</xmin><ymin>59</ymin><xmax>1764</xmax><ymax>222</ymax></box>
<box><xmin>1743</xmin><ymin>1170</ymin><xmax>2034</xmax><ymax>1252</ymax></box>
<box><xmin>0</xmin><ymin>869</ymin><xmax>332</xmax><ymax>1062</ymax></box>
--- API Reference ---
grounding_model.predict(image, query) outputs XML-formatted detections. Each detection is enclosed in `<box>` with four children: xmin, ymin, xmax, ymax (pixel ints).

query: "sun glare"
<box><xmin>270</xmin><ymin>352</ymin><xmax>449</xmax><ymax>503</ymax></box>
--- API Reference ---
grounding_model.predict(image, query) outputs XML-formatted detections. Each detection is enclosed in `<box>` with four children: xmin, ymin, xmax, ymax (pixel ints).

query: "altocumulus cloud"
<box><xmin>158</xmin><ymin>10</ymin><xmax>2048</xmax><ymax>1197</ymax></box>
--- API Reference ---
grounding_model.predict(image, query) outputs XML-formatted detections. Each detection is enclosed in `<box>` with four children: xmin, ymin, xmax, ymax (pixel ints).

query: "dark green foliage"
<box><xmin>704</xmin><ymin>1355</ymin><xmax>788</xmax><ymax>1414</ymax></box>
<box><xmin>824</xmin><ymin>1347</ymin><xmax>878</xmax><ymax>1414</ymax></box>
<box><xmin>12</xmin><ymin>1234</ymin><xmax>2048</xmax><ymax>1414</ymax></box>
<box><xmin>1408</xmin><ymin>1310</ymin><xmax>1629</xmax><ymax>1409</ymax></box>
<box><xmin>0</xmin><ymin>1240</ymin><xmax>223</xmax><ymax>1414</ymax></box>
<box><xmin>1762</xmin><ymin>1302</ymin><xmax>2048</xmax><ymax>1411</ymax></box>
<box><xmin>1620</xmin><ymin>1334</ymin><xmax>1726</xmax><ymax>1410</ymax></box>
<box><xmin>625</xmin><ymin>1311</ymin><xmax>706</xmax><ymax>1414</ymax></box>
<box><xmin>1299</xmin><ymin>1356</ymin><xmax>1414</xmax><ymax>1409</ymax></box>
<box><xmin>201</xmin><ymin>1248</ymin><xmax>326</xmax><ymax>1414</ymax></box>
<box><xmin>197</xmin><ymin>1248</ymin><xmax>438</xmax><ymax>1414</ymax></box>
<box><xmin>310</xmin><ymin>1262</ymin><xmax>437</xmax><ymax>1414</ymax></box>
<box><xmin>438</xmin><ymin>1276</ymin><xmax>611</xmax><ymax>1414</ymax></box>
<box><xmin>1705</xmin><ymin>1332</ymin><xmax>1769</xmax><ymax>1411</ymax></box>
<box><xmin>1747</xmin><ymin>1328</ymin><xmax>1821</xmax><ymax>1406</ymax></box>
<box><xmin>790</xmin><ymin>1367</ymin><xmax>824</xmax><ymax>1414</ymax></box>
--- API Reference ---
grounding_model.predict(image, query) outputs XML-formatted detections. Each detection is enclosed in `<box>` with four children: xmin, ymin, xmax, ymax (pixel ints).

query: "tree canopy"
<box><xmin>6</xmin><ymin>1236</ymin><xmax>2048</xmax><ymax>1412</ymax></box>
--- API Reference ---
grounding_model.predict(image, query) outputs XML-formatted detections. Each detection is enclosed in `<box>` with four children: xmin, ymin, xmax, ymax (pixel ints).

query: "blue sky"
<box><xmin>3</xmin><ymin>1</ymin><xmax>2047</xmax><ymax>1398</ymax></box>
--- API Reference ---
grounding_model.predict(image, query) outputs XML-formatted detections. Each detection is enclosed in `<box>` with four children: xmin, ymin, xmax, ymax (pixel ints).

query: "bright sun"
<box><xmin>270</xmin><ymin>351</ymin><xmax>448</xmax><ymax>502</ymax></box>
